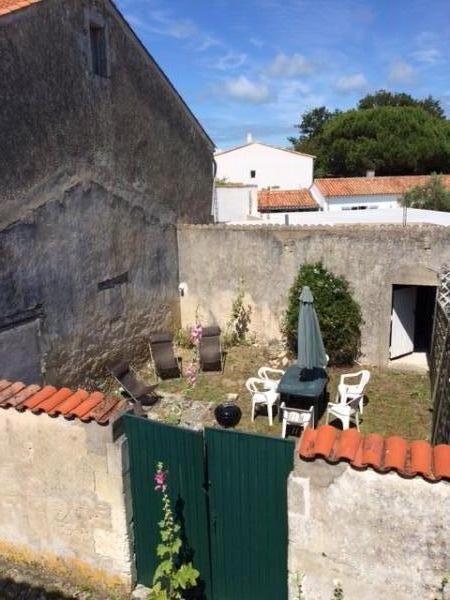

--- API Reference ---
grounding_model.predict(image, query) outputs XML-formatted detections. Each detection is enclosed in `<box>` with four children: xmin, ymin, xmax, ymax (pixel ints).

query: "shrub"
<box><xmin>173</xmin><ymin>327</ymin><xmax>194</xmax><ymax>349</ymax></box>
<box><xmin>400</xmin><ymin>173</ymin><xmax>450</xmax><ymax>212</ymax></box>
<box><xmin>225</xmin><ymin>279</ymin><xmax>252</xmax><ymax>346</ymax></box>
<box><xmin>282</xmin><ymin>263</ymin><xmax>362</xmax><ymax>365</ymax></box>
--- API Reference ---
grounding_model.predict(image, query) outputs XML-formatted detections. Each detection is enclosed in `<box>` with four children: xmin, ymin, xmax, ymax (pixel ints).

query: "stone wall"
<box><xmin>0</xmin><ymin>0</ymin><xmax>214</xmax><ymax>385</ymax></box>
<box><xmin>288</xmin><ymin>459</ymin><xmax>450</xmax><ymax>600</ymax></box>
<box><xmin>0</xmin><ymin>409</ymin><xmax>133</xmax><ymax>583</ymax></box>
<box><xmin>178</xmin><ymin>224</ymin><xmax>450</xmax><ymax>365</ymax></box>
<box><xmin>1</xmin><ymin>184</ymin><xmax>181</xmax><ymax>385</ymax></box>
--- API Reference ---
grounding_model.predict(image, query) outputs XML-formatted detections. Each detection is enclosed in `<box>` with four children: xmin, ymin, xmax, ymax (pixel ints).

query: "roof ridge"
<box><xmin>0</xmin><ymin>379</ymin><xmax>126</xmax><ymax>425</ymax></box>
<box><xmin>298</xmin><ymin>425</ymin><xmax>450</xmax><ymax>482</ymax></box>
<box><xmin>215</xmin><ymin>141</ymin><xmax>315</xmax><ymax>158</ymax></box>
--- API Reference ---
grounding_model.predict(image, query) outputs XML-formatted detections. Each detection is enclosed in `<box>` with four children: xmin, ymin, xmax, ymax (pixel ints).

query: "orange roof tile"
<box><xmin>0</xmin><ymin>0</ymin><xmax>41</xmax><ymax>16</ymax></box>
<box><xmin>315</xmin><ymin>175</ymin><xmax>450</xmax><ymax>197</ymax></box>
<box><xmin>299</xmin><ymin>425</ymin><xmax>450</xmax><ymax>482</ymax></box>
<box><xmin>0</xmin><ymin>379</ymin><xmax>127</xmax><ymax>425</ymax></box>
<box><xmin>258</xmin><ymin>189</ymin><xmax>318</xmax><ymax>211</ymax></box>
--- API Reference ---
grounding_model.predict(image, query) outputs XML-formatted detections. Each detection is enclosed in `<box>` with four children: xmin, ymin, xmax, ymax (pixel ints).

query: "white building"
<box><xmin>310</xmin><ymin>174</ymin><xmax>450</xmax><ymax>211</ymax></box>
<box><xmin>214</xmin><ymin>135</ymin><xmax>315</xmax><ymax>222</ymax></box>
<box><xmin>215</xmin><ymin>135</ymin><xmax>314</xmax><ymax>190</ymax></box>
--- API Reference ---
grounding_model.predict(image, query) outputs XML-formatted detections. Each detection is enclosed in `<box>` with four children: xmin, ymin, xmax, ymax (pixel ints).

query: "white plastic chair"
<box><xmin>326</xmin><ymin>383</ymin><xmax>361</xmax><ymax>430</ymax></box>
<box><xmin>257</xmin><ymin>366</ymin><xmax>285</xmax><ymax>391</ymax></box>
<box><xmin>246</xmin><ymin>377</ymin><xmax>279</xmax><ymax>426</ymax></box>
<box><xmin>335</xmin><ymin>370</ymin><xmax>370</xmax><ymax>414</ymax></box>
<box><xmin>280</xmin><ymin>403</ymin><xmax>314</xmax><ymax>438</ymax></box>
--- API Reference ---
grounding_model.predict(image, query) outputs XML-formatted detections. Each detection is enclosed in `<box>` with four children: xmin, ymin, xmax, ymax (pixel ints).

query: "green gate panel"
<box><xmin>123</xmin><ymin>414</ymin><xmax>212</xmax><ymax>597</ymax></box>
<box><xmin>205</xmin><ymin>428</ymin><xmax>294</xmax><ymax>600</ymax></box>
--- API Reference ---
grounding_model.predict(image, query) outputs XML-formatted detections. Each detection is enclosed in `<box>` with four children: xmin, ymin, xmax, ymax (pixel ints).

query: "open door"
<box><xmin>390</xmin><ymin>286</ymin><xmax>417</xmax><ymax>359</ymax></box>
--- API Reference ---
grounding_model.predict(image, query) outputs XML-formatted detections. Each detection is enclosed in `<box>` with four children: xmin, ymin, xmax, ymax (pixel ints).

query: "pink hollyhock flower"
<box><xmin>154</xmin><ymin>468</ymin><xmax>167</xmax><ymax>493</ymax></box>
<box><xmin>190</xmin><ymin>323</ymin><xmax>203</xmax><ymax>344</ymax></box>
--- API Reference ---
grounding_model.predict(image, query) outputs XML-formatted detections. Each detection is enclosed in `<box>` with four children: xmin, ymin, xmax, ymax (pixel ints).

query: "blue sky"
<box><xmin>116</xmin><ymin>0</ymin><xmax>450</xmax><ymax>149</ymax></box>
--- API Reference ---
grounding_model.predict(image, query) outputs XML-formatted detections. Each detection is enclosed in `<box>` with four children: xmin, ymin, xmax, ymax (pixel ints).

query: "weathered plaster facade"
<box><xmin>178</xmin><ymin>224</ymin><xmax>450</xmax><ymax>365</ymax></box>
<box><xmin>0</xmin><ymin>0</ymin><xmax>214</xmax><ymax>385</ymax></box>
<box><xmin>0</xmin><ymin>409</ymin><xmax>133</xmax><ymax>583</ymax></box>
<box><xmin>288</xmin><ymin>459</ymin><xmax>450</xmax><ymax>600</ymax></box>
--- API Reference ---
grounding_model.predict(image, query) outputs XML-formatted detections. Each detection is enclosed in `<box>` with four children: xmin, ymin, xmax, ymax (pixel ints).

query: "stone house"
<box><xmin>0</xmin><ymin>0</ymin><xmax>215</xmax><ymax>386</ymax></box>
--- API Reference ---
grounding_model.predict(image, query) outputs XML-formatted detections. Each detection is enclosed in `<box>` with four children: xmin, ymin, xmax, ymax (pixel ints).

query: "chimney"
<box><xmin>366</xmin><ymin>170</ymin><xmax>375</xmax><ymax>178</ymax></box>
<box><xmin>246</xmin><ymin>132</ymin><xmax>253</xmax><ymax>144</ymax></box>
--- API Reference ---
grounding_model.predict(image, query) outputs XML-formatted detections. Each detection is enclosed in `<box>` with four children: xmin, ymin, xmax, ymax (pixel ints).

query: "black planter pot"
<box><xmin>214</xmin><ymin>402</ymin><xmax>242</xmax><ymax>428</ymax></box>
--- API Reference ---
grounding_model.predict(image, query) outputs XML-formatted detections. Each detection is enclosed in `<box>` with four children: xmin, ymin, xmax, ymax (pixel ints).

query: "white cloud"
<box><xmin>127</xmin><ymin>6</ymin><xmax>220</xmax><ymax>52</ymax></box>
<box><xmin>411</xmin><ymin>48</ymin><xmax>441</xmax><ymax>64</ymax></box>
<box><xmin>222</xmin><ymin>76</ymin><xmax>272</xmax><ymax>104</ymax></box>
<box><xmin>213</xmin><ymin>51</ymin><xmax>248</xmax><ymax>71</ymax></box>
<box><xmin>388</xmin><ymin>60</ymin><xmax>416</xmax><ymax>85</ymax></box>
<box><xmin>249</xmin><ymin>37</ymin><xmax>264</xmax><ymax>49</ymax></box>
<box><xmin>334</xmin><ymin>73</ymin><xmax>368</xmax><ymax>93</ymax></box>
<box><xmin>267</xmin><ymin>53</ymin><xmax>315</xmax><ymax>77</ymax></box>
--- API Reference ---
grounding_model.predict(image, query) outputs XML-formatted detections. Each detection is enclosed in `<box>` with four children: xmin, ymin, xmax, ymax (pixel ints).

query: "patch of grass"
<box><xmin>137</xmin><ymin>346</ymin><xmax>432</xmax><ymax>441</ymax></box>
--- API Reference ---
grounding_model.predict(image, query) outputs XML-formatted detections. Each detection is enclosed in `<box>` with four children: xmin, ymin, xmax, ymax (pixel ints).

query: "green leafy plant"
<box><xmin>225</xmin><ymin>279</ymin><xmax>252</xmax><ymax>346</ymax></box>
<box><xmin>148</xmin><ymin>463</ymin><xmax>199</xmax><ymax>600</ymax></box>
<box><xmin>400</xmin><ymin>174</ymin><xmax>450</xmax><ymax>213</ymax></box>
<box><xmin>174</xmin><ymin>328</ymin><xmax>194</xmax><ymax>350</ymax></box>
<box><xmin>292</xmin><ymin>571</ymin><xmax>306</xmax><ymax>600</ymax></box>
<box><xmin>282</xmin><ymin>263</ymin><xmax>362</xmax><ymax>365</ymax></box>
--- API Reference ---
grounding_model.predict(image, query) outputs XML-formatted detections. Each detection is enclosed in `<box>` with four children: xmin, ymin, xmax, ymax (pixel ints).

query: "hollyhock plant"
<box><xmin>149</xmin><ymin>462</ymin><xmax>200</xmax><ymax>600</ymax></box>
<box><xmin>185</xmin><ymin>320</ymin><xmax>203</xmax><ymax>388</ymax></box>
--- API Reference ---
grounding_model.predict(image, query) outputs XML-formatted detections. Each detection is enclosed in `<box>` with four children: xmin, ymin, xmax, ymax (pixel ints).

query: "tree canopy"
<box><xmin>290</xmin><ymin>91</ymin><xmax>450</xmax><ymax>177</ymax></box>
<box><xmin>400</xmin><ymin>174</ymin><xmax>450</xmax><ymax>212</ymax></box>
<box><xmin>358</xmin><ymin>89</ymin><xmax>446</xmax><ymax>120</ymax></box>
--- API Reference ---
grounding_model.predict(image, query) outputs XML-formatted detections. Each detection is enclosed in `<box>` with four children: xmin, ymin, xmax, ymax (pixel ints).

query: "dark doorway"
<box><xmin>414</xmin><ymin>286</ymin><xmax>437</xmax><ymax>353</ymax></box>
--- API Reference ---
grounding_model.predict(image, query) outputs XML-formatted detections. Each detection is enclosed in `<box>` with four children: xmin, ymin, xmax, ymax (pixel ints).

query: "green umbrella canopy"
<box><xmin>297</xmin><ymin>286</ymin><xmax>327</xmax><ymax>371</ymax></box>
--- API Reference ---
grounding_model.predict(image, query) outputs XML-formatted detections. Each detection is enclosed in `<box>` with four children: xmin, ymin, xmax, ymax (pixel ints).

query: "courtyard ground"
<box><xmin>128</xmin><ymin>344</ymin><xmax>432</xmax><ymax>441</ymax></box>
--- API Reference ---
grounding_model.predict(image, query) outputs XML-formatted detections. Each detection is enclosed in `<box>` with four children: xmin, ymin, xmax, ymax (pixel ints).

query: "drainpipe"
<box><xmin>211</xmin><ymin>157</ymin><xmax>218</xmax><ymax>222</ymax></box>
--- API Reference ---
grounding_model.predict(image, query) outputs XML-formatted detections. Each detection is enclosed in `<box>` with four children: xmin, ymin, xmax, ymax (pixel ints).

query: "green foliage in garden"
<box><xmin>290</xmin><ymin>91</ymin><xmax>450</xmax><ymax>177</ymax></box>
<box><xmin>148</xmin><ymin>463</ymin><xmax>199</xmax><ymax>600</ymax></box>
<box><xmin>400</xmin><ymin>174</ymin><xmax>450</xmax><ymax>212</ymax></box>
<box><xmin>282</xmin><ymin>263</ymin><xmax>362</xmax><ymax>365</ymax></box>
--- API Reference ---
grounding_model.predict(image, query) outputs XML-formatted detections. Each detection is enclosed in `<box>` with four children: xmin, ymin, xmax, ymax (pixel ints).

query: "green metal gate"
<box><xmin>123</xmin><ymin>414</ymin><xmax>212</xmax><ymax>596</ymax></box>
<box><xmin>205</xmin><ymin>428</ymin><xmax>294</xmax><ymax>600</ymax></box>
<box><xmin>124</xmin><ymin>414</ymin><xmax>294</xmax><ymax>600</ymax></box>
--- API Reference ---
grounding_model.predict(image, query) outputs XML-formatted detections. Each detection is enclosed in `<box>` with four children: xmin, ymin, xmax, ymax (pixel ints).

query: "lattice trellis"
<box><xmin>437</xmin><ymin>265</ymin><xmax>450</xmax><ymax>314</ymax></box>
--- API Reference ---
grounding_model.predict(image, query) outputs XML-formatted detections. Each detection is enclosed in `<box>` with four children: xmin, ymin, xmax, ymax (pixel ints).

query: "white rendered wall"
<box><xmin>215</xmin><ymin>187</ymin><xmax>257</xmax><ymax>222</ymax></box>
<box><xmin>225</xmin><ymin>208</ymin><xmax>450</xmax><ymax>227</ymax></box>
<box><xmin>215</xmin><ymin>143</ymin><xmax>314</xmax><ymax>189</ymax></box>
<box><xmin>325</xmin><ymin>194</ymin><xmax>400</xmax><ymax>211</ymax></box>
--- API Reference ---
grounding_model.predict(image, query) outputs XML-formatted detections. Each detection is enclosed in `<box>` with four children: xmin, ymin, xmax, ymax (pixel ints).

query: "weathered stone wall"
<box><xmin>178</xmin><ymin>224</ymin><xmax>450</xmax><ymax>364</ymax></box>
<box><xmin>1</xmin><ymin>184</ymin><xmax>181</xmax><ymax>384</ymax></box>
<box><xmin>288</xmin><ymin>459</ymin><xmax>450</xmax><ymax>600</ymax></box>
<box><xmin>0</xmin><ymin>0</ymin><xmax>213</xmax><ymax>385</ymax></box>
<box><xmin>0</xmin><ymin>409</ymin><xmax>133</xmax><ymax>583</ymax></box>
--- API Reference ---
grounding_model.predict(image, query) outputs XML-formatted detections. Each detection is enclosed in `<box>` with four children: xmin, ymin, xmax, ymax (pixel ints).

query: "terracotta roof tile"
<box><xmin>2</xmin><ymin>384</ymin><xmax>41</xmax><ymax>408</ymax></box>
<box><xmin>22</xmin><ymin>385</ymin><xmax>58</xmax><ymax>410</ymax></box>
<box><xmin>0</xmin><ymin>0</ymin><xmax>41</xmax><ymax>16</ymax></box>
<box><xmin>315</xmin><ymin>175</ymin><xmax>450</xmax><ymax>197</ymax></box>
<box><xmin>434</xmin><ymin>445</ymin><xmax>450</xmax><ymax>480</ymax></box>
<box><xmin>50</xmin><ymin>389</ymin><xmax>90</xmax><ymax>416</ymax></box>
<box><xmin>33</xmin><ymin>387</ymin><xmax>72</xmax><ymax>414</ymax></box>
<box><xmin>258</xmin><ymin>189</ymin><xmax>318</xmax><ymax>211</ymax></box>
<box><xmin>0</xmin><ymin>381</ymin><xmax>26</xmax><ymax>404</ymax></box>
<box><xmin>69</xmin><ymin>391</ymin><xmax>105</xmax><ymax>419</ymax></box>
<box><xmin>299</xmin><ymin>425</ymin><xmax>450</xmax><ymax>482</ymax></box>
<box><xmin>384</xmin><ymin>436</ymin><xmax>408</xmax><ymax>472</ymax></box>
<box><xmin>0</xmin><ymin>380</ymin><xmax>126</xmax><ymax>425</ymax></box>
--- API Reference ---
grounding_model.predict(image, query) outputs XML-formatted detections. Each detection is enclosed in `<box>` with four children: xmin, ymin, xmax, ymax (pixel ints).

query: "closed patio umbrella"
<box><xmin>297</xmin><ymin>286</ymin><xmax>327</xmax><ymax>379</ymax></box>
